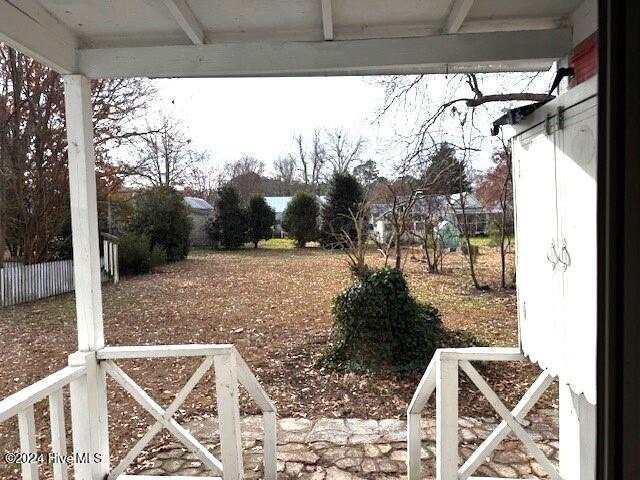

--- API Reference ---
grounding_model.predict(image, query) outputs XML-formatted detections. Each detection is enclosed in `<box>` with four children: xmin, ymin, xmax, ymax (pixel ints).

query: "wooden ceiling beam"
<box><xmin>78</xmin><ymin>28</ymin><xmax>571</xmax><ymax>79</ymax></box>
<box><xmin>0</xmin><ymin>0</ymin><xmax>77</xmax><ymax>73</ymax></box>
<box><xmin>321</xmin><ymin>0</ymin><xmax>334</xmax><ymax>40</ymax></box>
<box><xmin>443</xmin><ymin>0</ymin><xmax>475</xmax><ymax>34</ymax></box>
<box><xmin>162</xmin><ymin>0</ymin><xmax>205</xmax><ymax>45</ymax></box>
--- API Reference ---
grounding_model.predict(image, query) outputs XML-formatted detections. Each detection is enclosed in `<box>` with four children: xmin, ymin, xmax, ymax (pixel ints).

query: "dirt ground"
<box><xmin>0</xmin><ymin>245</ymin><xmax>555</xmax><ymax>476</ymax></box>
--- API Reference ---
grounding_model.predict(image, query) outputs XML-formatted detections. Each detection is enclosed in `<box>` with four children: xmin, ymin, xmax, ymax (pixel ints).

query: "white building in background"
<box><xmin>371</xmin><ymin>192</ymin><xmax>501</xmax><ymax>244</ymax></box>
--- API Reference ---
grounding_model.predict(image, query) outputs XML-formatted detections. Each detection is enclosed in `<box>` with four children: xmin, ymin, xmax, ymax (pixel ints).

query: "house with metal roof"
<box><xmin>265</xmin><ymin>196</ymin><xmax>327</xmax><ymax>236</ymax></box>
<box><xmin>183</xmin><ymin>196</ymin><xmax>214</xmax><ymax>247</ymax></box>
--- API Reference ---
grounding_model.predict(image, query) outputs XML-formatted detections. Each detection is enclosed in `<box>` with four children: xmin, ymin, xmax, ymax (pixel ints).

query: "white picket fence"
<box><xmin>1</xmin><ymin>237</ymin><xmax>119</xmax><ymax>307</ymax></box>
<box><xmin>0</xmin><ymin>259</ymin><xmax>75</xmax><ymax>307</ymax></box>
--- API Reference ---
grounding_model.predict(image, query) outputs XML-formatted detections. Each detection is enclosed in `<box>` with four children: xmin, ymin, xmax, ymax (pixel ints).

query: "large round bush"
<box><xmin>118</xmin><ymin>233</ymin><xmax>152</xmax><ymax>275</ymax></box>
<box><xmin>320</xmin><ymin>268</ymin><xmax>457</xmax><ymax>372</ymax></box>
<box><xmin>131</xmin><ymin>186</ymin><xmax>192</xmax><ymax>261</ymax></box>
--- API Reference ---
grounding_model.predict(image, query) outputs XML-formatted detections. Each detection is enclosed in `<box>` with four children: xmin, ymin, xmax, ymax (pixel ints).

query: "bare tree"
<box><xmin>273</xmin><ymin>155</ymin><xmax>297</xmax><ymax>186</ymax></box>
<box><xmin>220</xmin><ymin>156</ymin><xmax>266</xmax><ymax>203</ymax></box>
<box><xmin>408</xmin><ymin>197</ymin><xmax>446</xmax><ymax>273</ymax></box>
<box><xmin>378</xmin><ymin>72</ymin><xmax>554</xmax><ymax>170</ymax></box>
<box><xmin>477</xmin><ymin>141</ymin><xmax>514</xmax><ymax>288</ymax></box>
<box><xmin>446</xmin><ymin>109</ymin><xmax>487</xmax><ymax>290</ymax></box>
<box><xmin>292</xmin><ymin>131</ymin><xmax>325</xmax><ymax>193</ymax></box>
<box><xmin>324</xmin><ymin>128</ymin><xmax>365</xmax><ymax>175</ymax></box>
<box><xmin>0</xmin><ymin>44</ymin><xmax>153</xmax><ymax>262</ymax></box>
<box><xmin>375</xmin><ymin>179</ymin><xmax>418</xmax><ymax>271</ymax></box>
<box><xmin>376</xmin><ymin>72</ymin><xmax>553</xmax><ymax>288</ymax></box>
<box><xmin>223</xmin><ymin>155</ymin><xmax>265</xmax><ymax>179</ymax></box>
<box><xmin>329</xmin><ymin>202</ymin><xmax>370</xmax><ymax>279</ymax></box>
<box><xmin>184</xmin><ymin>160</ymin><xmax>218</xmax><ymax>203</ymax></box>
<box><xmin>129</xmin><ymin>112</ymin><xmax>198</xmax><ymax>186</ymax></box>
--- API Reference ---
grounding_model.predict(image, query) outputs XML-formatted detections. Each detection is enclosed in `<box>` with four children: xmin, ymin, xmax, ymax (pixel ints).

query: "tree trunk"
<box><xmin>458</xmin><ymin>196</ymin><xmax>485</xmax><ymax>290</ymax></box>
<box><xmin>499</xmin><ymin>208</ymin><xmax>507</xmax><ymax>288</ymax></box>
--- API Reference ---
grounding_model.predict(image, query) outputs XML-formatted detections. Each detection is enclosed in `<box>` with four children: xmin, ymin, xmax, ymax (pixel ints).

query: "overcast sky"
<box><xmin>149</xmin><ymin>76</ymin><xmax>391</xmax><ymax>176</ymax></box>
<box><xmin>124</xmin><ymin>72</ymin><xmax>553</xmax><ymax>179</ymax></box>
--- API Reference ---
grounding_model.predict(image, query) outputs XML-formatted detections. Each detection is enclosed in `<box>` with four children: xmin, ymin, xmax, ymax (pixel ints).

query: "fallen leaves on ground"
<box><xmin>0</xmin><ymin>246</ymin><xmax>555</xmax><ymax>477</ymax></box>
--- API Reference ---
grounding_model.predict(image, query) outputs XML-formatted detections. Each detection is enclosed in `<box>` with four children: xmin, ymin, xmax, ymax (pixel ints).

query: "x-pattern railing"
<box><xmin>96</xmin><ymin>344</ymin><xmax>277</xmax><ymax>480</ymax></box>
<box><xmin>0</xmin><ymin>365</ymin><xmax>87</xmax><ymax>480</ymax></box>
<box><xmin>407</xmin><ymin>347</ymin><xmax>559</xmax><ymax>480</ymax></box>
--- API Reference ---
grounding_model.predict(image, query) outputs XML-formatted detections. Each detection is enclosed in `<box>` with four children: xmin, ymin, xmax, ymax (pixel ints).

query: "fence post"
<box><xmin>113</xmin><ymin>243</ymin><xmax>119</xmax><ymax>284</ymax></box>
<box><xmin>214</xmin><ymin>352</ymin><xmax>244</xmax><ymax>480</ymax></box>
<box><xmin>436</xmin><ymin>354</ymin><xmax>459</xmax><ymax>480</ymax></box>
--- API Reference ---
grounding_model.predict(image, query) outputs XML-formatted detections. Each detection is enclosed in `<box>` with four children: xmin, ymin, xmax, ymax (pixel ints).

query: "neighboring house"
<box><xmin>184</xmin><ymin>196</ymin><xmax>214</xmax><ymax>247</ymax></box>
<box><xmin>265</xmin><ymin>196</ymin><xmax>327</xmax><ymax>237</ymax></box>
<box><xmin>372</xmin><ymin>192</ymin><xmax>500</xmax><ymax>244</ymax></box>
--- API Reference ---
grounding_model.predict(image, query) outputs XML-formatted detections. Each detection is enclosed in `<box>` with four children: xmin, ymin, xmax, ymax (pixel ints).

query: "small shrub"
<box><xmin>319</xmin><ymin>268</ymin><xmax>477</xmax><ymax>373</ymax></box>
<box><xmin>118</xmin><ymin>234</ymin><xmax>152</xmax><ymax>275</ymax></box>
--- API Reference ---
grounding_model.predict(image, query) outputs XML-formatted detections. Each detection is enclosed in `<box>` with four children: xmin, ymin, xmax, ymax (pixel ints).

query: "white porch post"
<box><xmin>64</xmin><ymin>74</ymin><xmax>110</xmax><ymax>480</ymax></box>
<box><xmin>436</xmin><ymin>355</ymin><xmax>459</xmax><ymax>480</ymax></box>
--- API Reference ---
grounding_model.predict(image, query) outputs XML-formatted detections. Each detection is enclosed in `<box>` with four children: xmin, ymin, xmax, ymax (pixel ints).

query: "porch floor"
<box><xmin>132</xmin><ymin>411</ymin><xmax>558</xmax><ymax>479</ymax></box>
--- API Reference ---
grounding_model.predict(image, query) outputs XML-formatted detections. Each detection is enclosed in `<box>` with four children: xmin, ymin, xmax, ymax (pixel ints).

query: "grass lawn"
<box><xmin>0</xmin><ymin>245</ymin><xmax>552</xmax><ymax>474</ymax></box>
<box><xmin>469</xmin><ymin>235</ymin><xmax>516</xmax><ymax>248</ymax></box>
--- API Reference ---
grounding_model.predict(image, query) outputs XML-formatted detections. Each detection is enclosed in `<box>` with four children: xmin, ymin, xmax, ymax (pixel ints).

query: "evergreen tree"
<box><xmin>320</xmin><ymin>173</ymin><xmax>364</xmax><ymax>247</ymax></box>
<box><xmin>207</xmin><ymin>184</ymin><xmax>248</xmax><ymax>249</ymax></box>
<box><xmin>353</xmin><ymin>160</ymin><xmax>380</xmax><ymax>189</ymax></box>
<box><xmin>247</xmin><ymin>195</ymin><xmax>276</xmax><ymax>248</ymax></box>
<box><xmin>422</xmin><ymin>143</ymin><xmax>471</xmax><ymax>194</ymax></box>
<box><xmin>282</xmin><ymin>192</ymin><xmax>319</xmax><ymax>247</ymax></box>
<box><xmin>131</xmin><ymin>186</ymin><xmax>192</xmax><ymax>261</ymax></box>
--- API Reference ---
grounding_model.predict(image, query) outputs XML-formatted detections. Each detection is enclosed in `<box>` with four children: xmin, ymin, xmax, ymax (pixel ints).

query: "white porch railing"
<box><xmin>0</xmin><ymin>365</ymin><xmax>87</xmax><ymax>480</ymax></box>
<box><xmin>407</xmin><ymin>347</ymin><xmax>558</xmax><ymax>480</ymax></box>
<box><xmin>0</xmin><ymin>344</ymin><xmax>275</xmax><ymax>480</ymax></box>
<box><xmin>101</xmin><ymin>233</ymin><xmax>119</xmax><ymax>285</ymax></box>
<box><xmin>96</xmin><ymin>344</ymin><xmax>277</xmax><ymax>480</ymax></box>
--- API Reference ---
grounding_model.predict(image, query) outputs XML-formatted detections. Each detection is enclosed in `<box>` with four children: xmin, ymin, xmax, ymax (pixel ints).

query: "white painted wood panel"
<box><xmin>17</xmin><ymin>405</ymin><xmax>39</xmax><ymax>480</ymax></box>
<box><xmin>510</xmin><ymin>77</ymin><xmax>598</xmax><ymax>402</ymax></box>
<box><xmin>77</xmin><ymin>29</ymin><xmax>570</xmax><ymax>79</ymax></box>
<box><xmin>556</xmin><ymin>95</ymin><xmax>598</xmax><ymax>404</ymax></box>
<box><xmin>512</xmin><ymin>121</ymin><xmax>561</xmax><ymax>375</ymax></box>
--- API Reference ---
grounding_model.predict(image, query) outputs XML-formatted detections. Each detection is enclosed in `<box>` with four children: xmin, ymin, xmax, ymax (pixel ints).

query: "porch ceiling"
<box><xmin>0</xmin><ymin>0</ymin><xmax>584</xmax><ymax>78</ymax></box>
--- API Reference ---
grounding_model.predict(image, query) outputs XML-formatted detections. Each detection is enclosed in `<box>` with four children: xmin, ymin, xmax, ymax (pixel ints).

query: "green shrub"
<box><xmin>131</xmin><ymin>186</ymin><xmax>192</xmax><ymax>262</ymax></box>
<box><xmin>282</xmin><ymin>192</ymin><xmax>319</xmax><ymax>247</ymax></box>
<box><xmin>118</xmin><ymin>234</ymin><xmax>152</xmax><ymax>275</ymax></box>
<box><xmin>320</xmin><ymin>267</ymin><xmax>478</xmax><ymax>373</ymax></box>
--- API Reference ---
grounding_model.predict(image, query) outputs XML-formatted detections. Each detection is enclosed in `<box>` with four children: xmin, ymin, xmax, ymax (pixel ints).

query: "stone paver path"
<box><xmin>134</xmin><ymin>410</ymin><xmax>558</xmax><ymax>479</ymax></box>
